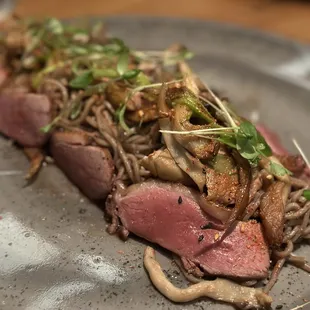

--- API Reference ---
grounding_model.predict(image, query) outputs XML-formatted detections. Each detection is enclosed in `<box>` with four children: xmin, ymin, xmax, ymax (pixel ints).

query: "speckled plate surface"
<box><xmin>1</xmin><ymin>16</ymin><xmax>310</xmax><ymax>310</ymax></box>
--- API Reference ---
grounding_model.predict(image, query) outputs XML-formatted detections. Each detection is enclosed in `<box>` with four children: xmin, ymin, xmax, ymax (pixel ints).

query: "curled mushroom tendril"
<box><xmin>144</xmin><ymin>246</ymin><xmax>272</xmax><ymax>309</ymax></box>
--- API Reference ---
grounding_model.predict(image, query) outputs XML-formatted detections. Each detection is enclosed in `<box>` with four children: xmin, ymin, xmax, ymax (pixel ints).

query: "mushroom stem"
<box><xmin>144</xmin><ymin>246</ymin><xmax>272</xmax><ymax>309</ymax></box>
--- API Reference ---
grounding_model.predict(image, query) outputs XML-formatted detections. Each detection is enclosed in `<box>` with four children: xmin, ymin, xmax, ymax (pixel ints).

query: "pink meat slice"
<box><xmin>50</xmin><ymin>131</ymin><xmax>114</xmax><ymax>200</ymax></box>
<box><xmin>257</xmin><ymin>123</ymin><xmax>310</xmax><ymax>178</ymax></box>
<box><xmin>256</xmin><ymin>124</ymin><xmax>288</xmax><ymax>155</ymax></box>
<box><xmin>118</xmin><ymin>180</ymin><xmax>270</xmax><ymax>279</ymax></box>
<box><xmin>0</xmin><ymin>92</ymin><xmax>52</xmax><ymax>147</ymax></box>
<box><xmin>0</xmin><ymin>68</ymin><xmax>8</xmax><ymax>86</ymax></box>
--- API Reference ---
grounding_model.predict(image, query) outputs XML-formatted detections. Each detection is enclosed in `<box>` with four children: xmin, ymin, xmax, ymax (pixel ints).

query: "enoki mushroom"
<box><xmin>143</xmin><ymin>246</ymin><xmax>272</xmax><ymax>309</ymax></box>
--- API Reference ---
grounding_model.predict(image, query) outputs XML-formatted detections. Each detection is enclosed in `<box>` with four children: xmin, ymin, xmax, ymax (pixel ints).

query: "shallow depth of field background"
<box><xmin>13</xmin><ymin>0</ymin><xmax>310</xmax><ymax>43</ymax></box>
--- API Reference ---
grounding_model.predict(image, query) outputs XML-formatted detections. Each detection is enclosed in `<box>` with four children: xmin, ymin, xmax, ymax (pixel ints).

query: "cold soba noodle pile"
<box><xmin>0</xmin><ymin>17</ymin><xmax>309</xmax><ymax>309</ymax></box>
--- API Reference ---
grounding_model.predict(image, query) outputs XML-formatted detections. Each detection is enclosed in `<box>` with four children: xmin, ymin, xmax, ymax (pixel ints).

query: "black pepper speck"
<box><xmin>200</xmin><ymin>223</ymin><xmax>213</xmax><ymax>230</ymax></box>
<box><xmin>198</xmin><ymin>235</ymin><xmax>204</xmax><ymax>242</ymax></box>
<box><xmin>178</xmin><ymin>196</ymin><xmax>182</xmax><ymax>204</ymax></box>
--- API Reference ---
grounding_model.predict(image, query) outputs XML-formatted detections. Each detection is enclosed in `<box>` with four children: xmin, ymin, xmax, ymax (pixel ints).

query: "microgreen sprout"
<box><xmin>161</xmin><ymin>120</ymin><xmax>290</xmax><ymax>177</ymax></box>
<box><xmin>69</xmin><ymin>70</ymin><xmax>93</xmax><ymax>89</ymax></box>
<box><xmin>292</xmin><ymin>138</ymin><xmax>310</xmax><ymax>169</ymax></box>
<box><xmin>116</xmin><ymin>80</ymin><xmax>183</xmax><ymax>133</ymax></box>
<box><xmin>40</xmin><ymin>115</ymin><xmax>62</xmax><ymax>133</ymax></box>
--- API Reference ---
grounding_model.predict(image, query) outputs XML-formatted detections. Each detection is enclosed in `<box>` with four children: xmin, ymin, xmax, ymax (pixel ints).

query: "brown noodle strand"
<box><xmin>126</xmin><ymin>135</ymin><xmax>150</xmax><ymax>144</ymax></box>
<box><xmin>284</xmin><ymin>226</ymin><xmax>300</xmax><ymax>242</ymax></box>
<box><xmin>103</xmin><ymin>100</ymin><xmax>116</xmax><ymax>114</ymax></box>
<box><xmin>127</xmin><ymin>153</ymin><xmax>141</xmax><ymax>183</ymax></box>
<box><xmin>64</xmin><ymin>95</ymin><xmax>98</xmax><ymax>126</ymax></box>
<box><xmin>263</xmin><ymin>258</ymin><xmax>285</xmax><ymax>293</ymax></box>
<box><xmin>290</xmin><ymin>177</ymin><xmax>309</xmax><ymax>189</ymax></box>
<box><xmin>97</xmin><ymin>124</ymin><xmax>135</xmax><ymax>182</ymax></box>
<box><xmin>304</xmin><ymin>226</ymin><xmax>310</xmax><ymax>235</ymax></box>
<box><xmin>93</xmin><ymin>136</ymin><xmax>110</xmax><ymax>148</ymax></box>
<box><xmin>285</xmin><ymin>203</ymin><xmax>310</xmax><ymax>220</ymax></box>
<box><xmin>94</xmin><ymin>104</ymin><xmax>117</xmax><ymax>138</ymax></box>
<box><xmin>116</xmin><ymin>166</ymin><xmax>125</xmax><ymax>180</ymax></box>
<box><xmin>290</xmin><ymin>188</ymin><xmax>307</xmax><ymax>201</ymax></box>
<box><xmin>285</xmin><ymin>202</ymin><xmax>301</xmax><ymax>212</ymax></box>
<box><xmin>39</xmin><ymin>78</ymin><xmax>69</xmax><ymax>104</ymax></box>
<box><xmin>288</xmin><ymin>256</ymin><xmax>310</xmax><ymax>273</ymax></box>
<box><xmin>301</xmin><ymin>209</ymin><xmax>310</xmax><ymax>231</ymax></box>
<box><xmin>273</xmin><ymin>240</ymin><xmax>294</xmax><ymax>258</ymax></box>
<box><xmin>85</xmin><ymin>116</ymin><xmax>98</xmax><ymax>128</ymax></box>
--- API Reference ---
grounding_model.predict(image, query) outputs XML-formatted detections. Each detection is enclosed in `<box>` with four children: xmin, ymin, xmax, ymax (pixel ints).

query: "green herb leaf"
<box><xmin>257</xmin><ymin>132</ymin><xmax>272</xmax><ymax>157</ymax></box>
<box><xmin>218</xmin><ymin>134</ymin><xmax>237</xmax><ymax>149</ymax></box>
<box><xmin>122</xmin><ymin>69</ymin><xmax>141</xmax><ymax>80</ymax></box>
<box><xmin>65</xmin><ymin>25</ymin><xmax>88</xmax><ymax>35</ymax></box>
<box><xmin>25</xmin><ymin>28</ymin><xmax>45</xmax><ymax>53</ymax></box>
<box><xmin>116</xmin><ymin>104</ymin><xmax>131</xmax><ymax>132</ymax></box>
<box><xmin>100</xmin><ymin>38</ymin><xmax>126</xmax><ymax>54</ymax></box>
<box><xmin>46</xmin><ymin>18</ymin><xmax>64</xmax><ymax>35</ymax></box>
<box><xmin>92</xmin><ymin>68</ymin><xmax>119</xmax><ymax>79</ymax></box>
<box><xmin>269</xmin><ymin>161</ymin><xmax>292</xmax><ymax>177</ymax></box>
<box><xmin>109</xmin><ymin>38</ymin><xmax>126</xmax><ymax>48</ymax></box>
<box><xmin>163</xmin><ymin>47</ymin><xmax>194</xmax><ymax>66</ymax></box>
<box><xmin>70</xmin><ymin>102</ymin><xmax>82</xmax><ymax>120</ymax></box>
<box><xmin>182</xmin><ymin>50</ymin><xmax>194</xmax><ymax>60</ymax></box>
<box><xmin>117</xmin><ymin>48</ymin><xmax>130</xmax><ymax>76</ymax></box>
<box><xmin>40</xmin><ymin>123</ymin><xmax>54</xmax><ymax>133</ymax></box>
<box><xmin>91</xmin><ymin>21</ymin><xmax>105</xmax><ymax>38</ymax></box>
<box><xmin>69</xmin><ymin>71</ymin><xmax>93</xmax><ymax>89</ymax></box>
<box><xmin>40</xmin><ymin>116</ymin><xmax>61</xmax><ymax>133</ymax></box>
<box><xmin>234</xmin><ymin>121</ymin><xmax>273</xmax><ymax>166</ymax></box>
<box><xmin>100</xmin><ymin>43</ymin><xmax>123</xmax><ymax>54</ymax></box>
<box><xmin>32</xmin><ymin>62</ymin><xmax>65</xmax><ymax>89</ymax></box>
<box><xmin>236</xmin><ymin>130</ymin><xmax>258</xmax><ymax>162</ymax></box>
<box><xmin>170</xmin><ymin>88</ymin><xmax>217</xmax><ymax>124</ymax></box>
<box><xmin>84</xmin><ymin>83</ymin><xmax>107</xmax><ymax>96</ymax></box>
<box><xmin>135</xmin><ymin>72</ymin><xmax>151</xmax><ymax>86</ymax></box>
<box><xmin>302</xmin><ymin>190</ymin><xmax>310</xmax><ymax>200</ymax></box>
<box><xmin>88</xmin><ymin>44</ymin><xmax>106</xmax><ymax>53</ymax></box>
<box><xmin>66</xmin><ymin>45</ymin><xmax>89</xmax><ymax>56</ymax></box>
<box><xmin>239</xmin><ymin>121</ymin><xmax>258</xmax><ymax>141</ymax></box>
<box><xmin>115</xmin><ymin>106</ymin><xmax>121</xmax><ymax>120</ymax></box>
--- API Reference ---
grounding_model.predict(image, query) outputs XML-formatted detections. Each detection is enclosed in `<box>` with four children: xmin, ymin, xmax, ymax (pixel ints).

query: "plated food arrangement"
<box><xmin>0</xmin><ymin>16</ymin><xmax>309</xmax><ymax>309</ymax></box>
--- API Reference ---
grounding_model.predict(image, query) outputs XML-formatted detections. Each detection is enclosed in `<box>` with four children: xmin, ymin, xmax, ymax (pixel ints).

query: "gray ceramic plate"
<box><xmin>1</xmin><ymin>16</ymin><xmax>310</xmax><ymax>310</ymax></box>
